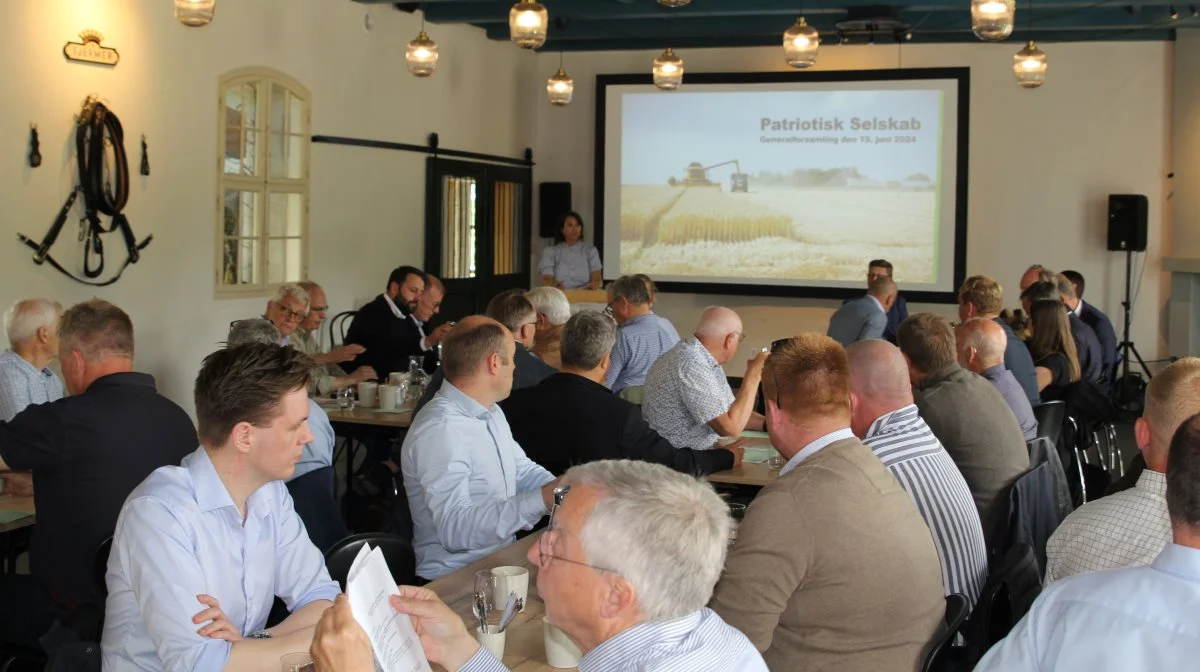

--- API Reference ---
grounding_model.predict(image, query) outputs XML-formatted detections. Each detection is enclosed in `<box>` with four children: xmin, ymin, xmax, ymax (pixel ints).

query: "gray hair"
<box><xmin>59</xmin><ymin>299</ymin><xmax>134</xmax><ymax>360</ymax></box>
<box><xmin>566</xmin><ymin>459</ymin><xmax>730</xmax><ymax>621</ymax></box>
<box><xmin>561</xmin><ymin>310</ymin><xmax>616</xmax><ymax>370</ymax></box>
<box><xmin>227</xmin><ymin>319</ymin><xmax>282</xmax><ymax>347</ymax></box>
<box><xmin>1025</xmin><ymin>265</ymin><xmax>1057</xmax><ymax>285</ymax></box>
<box><xmin>526</xmin><ymin>287</ymin><xmax>571</xmax><ymax>326</ymax></box>
<box><xmin>271</xmin><ymin>283</ymin><xmax>310</xmax><ymax>309</ymax></box>
<box><xmin>1054</xmin><ymin>273</ymin><xmax>1077</xmax><ymax>300</ymax></box>
<box><xmin>608</xmin><ymin>275</ymin><xmax>652</xmax><ymax>306</ymax></box>
<box><xmin>4</xmin><ymin>299</ymin><xmax>62</xmax><ymax>346</ymax></box>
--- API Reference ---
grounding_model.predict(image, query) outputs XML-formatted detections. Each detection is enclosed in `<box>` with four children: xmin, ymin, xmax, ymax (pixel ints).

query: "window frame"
<box><xmin>214</xmin><ymin>67</ymin><xmax>312</xmax><ymax>298</ymax></box>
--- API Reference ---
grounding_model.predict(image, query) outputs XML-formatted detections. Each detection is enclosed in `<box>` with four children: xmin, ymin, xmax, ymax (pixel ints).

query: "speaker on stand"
<box><xmin>1106</xmin><ymin>194</ymin><xmax>1152</xmax><ymax>405</ymax></box>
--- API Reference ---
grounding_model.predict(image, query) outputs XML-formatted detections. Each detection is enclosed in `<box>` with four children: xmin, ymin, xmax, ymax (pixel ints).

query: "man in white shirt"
<box><xmin>1045</xmin><ymin>356</ymin><xmax>1200</xmax><ymax>583</ymax></box>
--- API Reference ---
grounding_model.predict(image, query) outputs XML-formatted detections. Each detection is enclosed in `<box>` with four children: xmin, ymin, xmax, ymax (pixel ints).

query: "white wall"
<box><xmin>0</xmin><ymin>0</ymin><xmax>536</xmax><ymax>412</ymax></box>
<box><xmin>533</xmin><ymin>41</ymin><xmax>1174</xmax><ymax>372</ymax></box>
<box><xmin>1173</xmin><ymin>29</ymin><xmax>1200</xmax><ymax>259</ymax></box>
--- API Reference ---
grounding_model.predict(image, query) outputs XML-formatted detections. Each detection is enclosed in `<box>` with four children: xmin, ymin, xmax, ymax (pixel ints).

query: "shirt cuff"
<box><xmin>459</xmin><ymin>646</ymin><xmax>510</xmax><ymax>672</ymax></box>
<box><xmin>290</xmin><ymin>581</ymin><xmax>341</xmax><ymax>612</ymax></box>
<box><xmin>517</xmin><ymin>487</ymin><xmax>550</xmax><ymax>528</ymax></box>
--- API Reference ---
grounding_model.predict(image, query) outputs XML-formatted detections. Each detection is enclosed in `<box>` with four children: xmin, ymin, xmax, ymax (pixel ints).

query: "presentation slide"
<box><xmin>598</xmin><ymin>72</ymin><xmax>966</xmax><ymax>297</ymax></box>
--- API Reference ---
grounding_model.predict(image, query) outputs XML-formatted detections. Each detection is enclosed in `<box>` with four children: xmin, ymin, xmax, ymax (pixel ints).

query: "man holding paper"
<box><xmin>401</xmin><ymin>315</ymin><xmax>560</xmax><ymax>581</ymax></box>
<box><xmin>102</xmin><ymin>343</ymin><xmax>340</xmax><ymax>671</ymax></box>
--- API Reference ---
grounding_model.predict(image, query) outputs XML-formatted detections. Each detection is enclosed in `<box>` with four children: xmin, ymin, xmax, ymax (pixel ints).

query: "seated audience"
<box><xmin>1018</xmin><ymin>263</ymin><xmax>1056</xmax><ymax>292</ymax></box>
<box><xmin>262</xmin><ymin>283</ymin><xmax>309</xmax><ymax>346</ymax></box>
<box><xmin>539</xmin><ymin>211</ymin><xmax>602</xmax><ymax>290</ymax></box>
<box><xmin>1022</xmin><ymin>280</ymin><xmax>1103</xmax><ymax>385</ymax></box>
<box><xmin>897</xmin><ymin>313</ymin><xmax>1029</xmax><ymax>547</ymax></box>
<box><xmin>827</xmin><ymin>275</ymin><xmax>897</xmax><ymax>346</ymax></box>
<box><xmin>1060</xmin><ymin>270</ymin><xmax>1119</xmax><ymax>383</ymax></box>
<box><xmin>711</xmin><ymin>333</ymin><xmax>943</xmax><ymax>671</ymax></box>
<box><xmin>409</xmin><ymin>274</ymin><xmax>452</xmax><ymax>370</ymax></box>
<box><xmin>312</xmin><ymin>460</ymin><xmax>768</xmax><ymax>672</ymax></box>
<box><xmin>976</xmin><ymin>412</ymin><xmax>1200</xmax><ymax>670</ymax></box>
<box><xmin>1045</xmin><ymin>357</ymin><xmax>1200</xmax><ymax>584</ymax></box>
<box><xmin>293</xmin><ymin>280</ymin><xmax>376</xmax><ymax>396</ymax></box>
<box><xmin>502</xmin><ymin>310</ymin><xmax>740</xmax><ymax>477</ymax></box>
<box><xmin>526</xmin><ymin>286</ymin><xmax>570</xmax><ymax>369</ymax></box>
<box><xmin>401</xmin><ymin>316</ymin><xmax>558</xmax><ymax>580</ymax></box>
<box><xmin>642</xmin><ymin>306</ymin><xmax>766</xmax><ymax>450</ymax></box>
<box><xmin>102</xmin><ymin>343</ymin><xmax>339</xmax><ymax>670</ymax></box>
<box><xmin>956</xmin><ymin>318</ymin><xmax>1039</xmax><ymax>441</ymax></box>
<box><xmin>0</xmin><ymin>300</ymin><xmax>195</xmax><ymax>651</ymax></box>
<box><xmin>0</xmin><ymin>298</ymin><xmax>63</xmax><ymax>423</ymax></box>
<box><xmin>226</xmin><ymin>319</ymin><xmax>347</xmax><ymax>551</ymax></box>
<box><xmin>634</xmin><ymin>272</ymin><xmax>658</xmax><ymax>307</ymax></box>
<box><xmin>847</xmin><ymin>339</ymin><xmax>989</xmax><ymax>608</ymax></box>
<box><xmin>415</xmin><ymin>290</ymin><xmax>556</xmax><ymax>415</ymax></box>
<box><xmin>1028</xmin><ymin>299</ymin><xmax>1082</xmax><ymax>400</ymax></box>
<box><xmin>958</xmin><ymin>274</ymin><xmax>1040</xmax><ymax>404</ymax></box>
<box><xmin>604</xmin><ymin>275</ymin><xmax>680</xmax><ymax>393</ymax></box>
<box><xmin>343</xmin><ymin>265</ymin><xmax>426</xmax><ymax>378</ymax></box>
<box><xmin>870</xmin><ymin>259</ymin><xmax>908</xmax><ymax>342</ymax></box>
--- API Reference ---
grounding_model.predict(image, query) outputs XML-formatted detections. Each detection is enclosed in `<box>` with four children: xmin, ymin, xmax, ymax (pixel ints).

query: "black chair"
<box><xmin>964</xmin><ymin>543</ymin><xmax>1042</xmax><ymax>666</ymax></box>
<box><xmin>324</xmin><ymin>533</ymin><xmax>416</xmax><ymax>591</ymax></box>
<box><xmin>1032</xmin><ymin>401</ymin><xmax>1067</xmax><ymax>448</ymax></box>
<box><xmin>922</xmin><ymin>594</ymin><xmax>970</xmax><ymax>672</ymax></box>
<box><xmin>328</xmin><ymin>311</ymin><xmax>357</xmax><ymax>348</ymax></box>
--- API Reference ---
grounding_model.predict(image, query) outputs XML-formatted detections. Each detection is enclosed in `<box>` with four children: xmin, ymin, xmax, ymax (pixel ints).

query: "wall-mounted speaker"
<box><xmin>539</xmin><ymin>182</ymin><xmax>571</xmax><ymax>239</ymax></box>
<box><xmin>1107</xmin><ymin>194</ymin><xmax>1148</xmax><ymax>252</ymax></box>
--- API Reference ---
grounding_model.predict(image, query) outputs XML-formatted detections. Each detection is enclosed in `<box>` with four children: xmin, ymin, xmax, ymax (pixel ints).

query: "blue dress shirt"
<box><xmin>976</xmin><ymin>543</ymin><xmax>1200</xmax><ymax>670</ymax></box>
<box><xmin>401</xmin><ymin>382</ymin><xmax>555</xmax><ymax>579</ymax></box>
<box><xmin>101</xmin><ymin>446</ymin><xmax>341</xmax><ymax>671</ymax></box>
<box><xmin>0</xmin><ymin>349</ymin><xmax>63</xmax><ymax>422</ymax></box>
<box><xmin>538</xmin><ymin>241</ymin><xmax>602</xmax><ymax>290</ymax></box>
<box><xmin>291</xmin><ymin>399</ymin><xmax>336</xmax><ymax>481</ymax></box>
<box><xmin>605</xmin><ymin>313</ymin><xmax>680</xmax><ymax>393</ymax></box>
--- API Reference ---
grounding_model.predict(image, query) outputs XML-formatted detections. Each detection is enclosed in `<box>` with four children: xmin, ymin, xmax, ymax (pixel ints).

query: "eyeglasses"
<box><xmin>273</xmin><ymin>302</ymin><xmax>306</xmax><ymax>321</ymax></box>
<box><xmin>309</xmin><ymin>305</ymin><xmax>329</xmax><ymax>313</ymax></box>
<box><xmin>602</xmin><ymin>301</ymin><xmax>616</xmax><ymax>317</ymax></box>
<box><xmin>538</xmin><ymin>485</ymin><xmax>619</xmax><ymax>575</ymax></box>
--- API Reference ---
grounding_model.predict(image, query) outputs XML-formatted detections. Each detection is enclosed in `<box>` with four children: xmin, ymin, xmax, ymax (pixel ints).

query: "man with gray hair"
<box><xmin>604</xmin><ymin>275</ymin><xmax>680</xmax><ymax>395</ymax></box>
<box><xmin>293</xmin><ymin>280</ymin><xmax>376</xmax><ymax>396</ymax></box>
<box><xmin>263</xmin><ymin>283</ymin><xmax>310</xmax><ymax>345</ymax></box>
<box><xmin>1022</xmin><ymin>279</ymin><xmax>1104</xmax><ymax>385</ymax></box>
<box><xmin>526</xmin><ymin>286</ymin><xmax>570</xmax><ymax>370</ymax></box>
<box><xmin>502</xmin><ymin>310</ymin><xmax>741</xmax><ymax>476</ymax></box>
<box><xmin>956</xmin><ymin>317</ymin><xmax>1039</xmax><ymax>441</ymax></box>
<box><xmin>0</xmin><ymin>298</ymin><xmax>63</xmax><ymax>424</ymax></box>
<box><xmin>310</xmin><ymin>459</ymin><xmax>768</xmax><ymax>671</ymax></box>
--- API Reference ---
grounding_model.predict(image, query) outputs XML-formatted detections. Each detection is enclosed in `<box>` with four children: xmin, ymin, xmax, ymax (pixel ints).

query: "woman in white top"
<box><xmin>539</xmin><ymin>211</ymin><xmax>602</xmax><ymax>290</ymax></box>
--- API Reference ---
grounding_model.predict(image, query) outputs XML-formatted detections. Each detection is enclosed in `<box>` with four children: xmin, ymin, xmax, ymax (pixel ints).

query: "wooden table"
<box><xmin>323</xmin><ymin>404</ymin><xmax>414</xmax><ymax>429</ymax></box>
<box><xmin>705</xmin><ymin>434</ymin><xmax>779</xmax><ymax>488</ymax></box>
<box><xmin>0</xmin><ymin>494</ymin><xmax>35</xmax><ymax>534</ymax></box>
<box><xmin>427</xmin><ymin>534</ymin><xmax>570</xmax><ymax>672</ymax></box>
<box><xmin>561</xmin><ymin>289</ymin><xmax>606</xmax><ymax>304</ymax></box>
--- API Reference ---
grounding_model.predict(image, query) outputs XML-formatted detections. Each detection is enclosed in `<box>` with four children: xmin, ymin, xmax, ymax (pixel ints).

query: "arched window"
<box><xmin>216</xmin><ymin>67</ymin><xmax>310</xmax><ymax>296</ymax></box>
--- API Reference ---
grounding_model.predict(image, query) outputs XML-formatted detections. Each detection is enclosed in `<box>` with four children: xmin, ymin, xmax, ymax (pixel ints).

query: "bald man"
<box><xmin>957</xmin><ymin>318</ymin><xmax>1039</xmax><ymax>441</ymax></box>
<box><xmin>1019</xmin><ymin>264</ymin><xmax>1056</xmax><ymax>292</ymax></box>
<box><xmin>847</xmin><ymin>339</ymin><xmax>988</xmax><ymax>607</ymax></box>
<box><xmin>643</xmin><ymin>306</ymin><xmax>767</xmax><ymax>450</ymax></box>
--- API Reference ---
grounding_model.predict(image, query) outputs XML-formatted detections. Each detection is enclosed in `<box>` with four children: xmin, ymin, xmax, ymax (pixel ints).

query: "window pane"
<box><xmin>224</xmin><ymin>82</ymin><xmax>258</xmax><ymax>130</ymax></box>
<box><xmin>266</xmin><ymin>237</ymin><xmax>303</xmax><ymax>284</ymax></box>
<box><xmin>269</xmin><ymin>134</ymin><xmax>306</xmax><ymax>179</ymax></box>
<box><xmin>222</xmin><ymin>238</ymin><xmax>258</xmax><ymax>285</ymax></box>
<box><xmin>441</xmin><ymin>176</ymin><xmax>477</xmax><ymax>279</ymax></box>
<box><xmin>270</xmin><ymin>83</ymin><xmax>287</xmax><ymax>134</ymax></box>
<box><xmin>268</xmin><ymin>192</ymin><xmax>304</xmax><ymax>237</ymax></box>
<box><xmin>223</xmin><ymin>190</ymin><xmax>260</xmax><ymax>238</ymax></box>
<box><xmin>493</xmin><ymin>181</ymin><xmax>526</xmax><ymax>275</ymax></box>
<box><xmin>267</xmin><ymin>238</ymin><xmax>285</xmax><ymax>284</ymax></box>
<box><xmin>288</xmin><ymin>92</ymin><xmax>304</xmax><ymax>134</ymax></box>
<box><xmin>285</xmin><ymin>238</ymin><xmax>302</xmax><ymax>281</ymax></box>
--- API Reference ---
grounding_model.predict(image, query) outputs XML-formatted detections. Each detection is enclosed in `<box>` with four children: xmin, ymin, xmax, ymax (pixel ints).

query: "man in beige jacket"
<box><xmin>710</xmin><ymin>333</ymin><xmax>945</xmax><ymax>671</ymax></box>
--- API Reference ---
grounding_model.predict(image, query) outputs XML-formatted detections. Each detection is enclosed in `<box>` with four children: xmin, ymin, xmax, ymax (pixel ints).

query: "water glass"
<box><xmin>473</xmin><ymin>570</ymin><xmax>500</xmax><ymax>627</ymax></box>
<box><xmin>280</xmin><ymin>652</ymin><xmax>313</xmax><ymax>671</ymax></box>
<box><xmin>728</xmin><ymin>503</ymin><xmax>747</xmax><ymax>546</ymax></box>
<box><xmin>336</xmin><ymin>386</ymin><xmax>355</xmax><ymax>410</ymax></box>
<box><xmin>408</xmin><ymin>355</ymin><xmax>425</xmax><ymax>376</ymax></box>
<box><xmin>767</xmin><ymin>453</ymin><xmax>785</xmax><ymax>471</ymax></box>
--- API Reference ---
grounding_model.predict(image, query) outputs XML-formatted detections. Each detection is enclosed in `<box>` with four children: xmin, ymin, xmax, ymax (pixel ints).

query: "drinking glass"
<box><xmin>280</xmin><ymin>652</ymin><xmax>313</xmax><ymax>671</ymax></box>
<box><xmin>767</xmin><ymin>452</ymin><xmax>785</xmax><ymax>471</ymax></box>
<box><xmin>408</xmin><ymin>355</ymin><xmax>425</xmax><ymax>376</ymax></box>
<box><xmin>336</xmin><ymin>386</ymin><xmax>355</xmax><ymax>410</ymax></box>
<box><xmin>728</xmin><ymin>503</ymin><xmax>747</xmax><ymax>546</ymax></box>
<box><xmin>473</xmin><ymin>569</ymin><xmax>500</xmax><ymax>628</ymax></box>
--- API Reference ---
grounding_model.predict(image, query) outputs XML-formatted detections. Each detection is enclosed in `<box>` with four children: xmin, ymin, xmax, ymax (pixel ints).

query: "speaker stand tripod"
<box><xmin>1117</xmin><ymin>248</ymin><xmax>1152</xmax><ymax>381</ymax></box>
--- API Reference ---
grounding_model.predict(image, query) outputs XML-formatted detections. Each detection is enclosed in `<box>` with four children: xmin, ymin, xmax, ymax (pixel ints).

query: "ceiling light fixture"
<box><xmin>174</xmin><ymin>0</ymin><xmax>215</xmax><ymax>27</ymax></box>
<box><xmin>971</xmin><ymin>0</ymin><xmax>1015</xmax><ymax>40</ymax></box>
<box><xmin>657</xmin><ymin>0</ymin><xmax>693</xmax><ymax>6</ymax></box>
<box><xmin>783</xmin><ymin>17</ymin><xmax>820</xmax><ymax>68</ymax></box>
<box><xmin>405</xmin><ymin>18</ymin><xmax>438</xmax><ymax>77</ymax></box>
<box><xmin>1013</xmin><ymin>0</ymin><xmax>1046</xmax><ymax>88</ymax></box>
<box><xmin>653</xmin><ymin>48</ymin><xmax>684</xmax><ymax>90</ymax></box>
<box><xmin>510</xmin><ymin>0</ymin><xmax>549</xmax><ymax>49</ymax></box>
<box><xmin>547</xmin><ymin>52</ymin><xmax>574</xmax><ymax>105</ymax></box>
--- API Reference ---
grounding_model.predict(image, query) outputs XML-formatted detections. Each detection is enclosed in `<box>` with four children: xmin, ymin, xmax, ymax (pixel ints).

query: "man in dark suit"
<box><xmin>1061</xmin><ymin>270</ymin><xmax>1119</xmax><ymax>385</ymax></box>
<box><xmin>501</xmin><ymin>310</ymin><xmax>741</xmax><ymax>476</ymax></box>
<box><xmin>343</xmin><ymin>266</ymin><xmax>431</xmax><ymax>379</ymax></box>
<box><xmin>1021</xmin><ymin>281</ymin><xmax>1104</xmax><ymax>387</ymax></box>
<box><xmin>870</xmin><ymin>259</ymin><xmax>909</xmax><ymax>342</ymax></box>
<box><xmin>828</xmin><ymin>276</ymin><xmax>897</xmax><ymax>347</ymax></box>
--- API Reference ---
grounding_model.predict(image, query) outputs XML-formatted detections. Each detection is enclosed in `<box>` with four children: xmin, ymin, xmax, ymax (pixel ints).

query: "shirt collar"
<box><xmin>1151</xmin><ymin>543</ymin><xmax>1200</xmax><ymax>582</ymax></box>
<box><xmin>621</xmin><ymin>312</ymin><xmax>655</xmax><ymax>328</ymax></box>
<box><xmin>439</xmin><ymin>381</ymin><xmax>496</xmax><ymax>420</ymax></box>
<box><xmin>1137</xmin><ymin>469</ymin><xmax>1167</xmax><ymax>496</ymax></box>
<box><xmin>84</xmin><ymin>371</ymin><xmax>156</xmax><ymax>392</ymax></box>
<box><xmin>382</xmin><ymin>293</ymin><xmax>406</xmax><ymax>319</ymax></box>
<box><xmin>917</xmin><ymin>364</ymin><xmax>962</xmax><ymax>391</ymax></box>
<box><xmin>685</xmin><ymin>336</ymin><xmax>720</xmax><ymax>369</ymax></box>
<box><xmin>1074</xmin><ymin>299</ymin><xmax>1087</xmax><ymax>317</ymax></box>
<box><xmin>864</xmin><ymin>404</ymin><xmax>920</xmax><ymax>440</ymax></box>
<box><xmin>186</xmin><ymin>447</ymin><xmax>272</xmax><ymax>520</ymax></box>
<box><xmin>779</xmin><ymin>427</ymin><xmax>856</xmax><ymax>475</ymax></box>
<box><xmin>1</xmin><ymin>350</ymin><xmax>54</xmax><ymax>378</ymax></box>
<box><xmin>980</xmin><ymin>364</ymin><xmax>1006</xmax><ymax>381</ymax></box>
<box><xmin>580</xmin><ymin>611</ymin><xmax>704</xmax><ymax>672</ymax></box>
<box><xmin>867</xmin><ymin>295</ymin><xmax>885</xmax><ymax>313</ymax></box>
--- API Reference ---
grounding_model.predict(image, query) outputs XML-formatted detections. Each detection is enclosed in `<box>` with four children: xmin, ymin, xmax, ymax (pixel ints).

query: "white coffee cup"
<box><xmin>492</xmin><ymin>566</ymin><xmax>529</xmax><ymax>613</ymax></box>
<box><xmin>356</xmin><ymin>381</ymin><xmax>378</xmax><ymax>408</ymax></box>
<box><xmin>543</xmin><ymin>617</ymin><xmax>582</xmax><ymax>668</ymax></box>
<box><xmin>477</xmin><ymin>625</ymin><xmax>506</xmax><ymax>661</ymax></box>
<box><xmin>378</xmin><ymin>385</ymin><xmax>400</xmax><ymax>411</ymax></box>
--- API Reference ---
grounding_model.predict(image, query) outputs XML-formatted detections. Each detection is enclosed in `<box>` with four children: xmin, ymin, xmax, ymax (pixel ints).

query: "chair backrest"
<box><xmin>328</xmin><ymin>310</ymin><xmax>357</xmax><ymax>348</ymax></box>
<box><xmin>964</xmin><ymin>543</ymin><xmax>1042</xmax><ymax>666</ymax></box>
<box><xmin>1032</xmin><ymin>401</ymin><xmax>1066</xmax><ymax>448</ymax></box>
<box><xmin>94</xmin><ymin>536</ymin><xmax>113</xmax><ymax>598</ymax></box>
<box><xmin>1026</xmin><ymin>437</ymin><xmax>1074</xmax><ymax>520</ymax></box>
<box><xmin>922</xmin><ymin>593</ymin><xmax>970</xmax><ymax>672</ymax></box>
<box><xmin>324</xmin><ymin>532</ymin><xmax>416</xmax><ymax>591</ymax></box>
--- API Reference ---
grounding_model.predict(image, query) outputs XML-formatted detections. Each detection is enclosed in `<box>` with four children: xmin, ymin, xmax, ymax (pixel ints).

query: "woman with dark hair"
<box><xmin>539</xmin><ymin>211</ymin><xmax>602</xmax><ymax>290</ymax></box>
<box><xmin>1029</xmin><ymin>299</ymin><xmax>1081</xmax><ymax>400</ymax></box>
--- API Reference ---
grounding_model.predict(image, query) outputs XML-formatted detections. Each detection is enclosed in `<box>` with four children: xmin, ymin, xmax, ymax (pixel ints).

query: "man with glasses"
<box><xmin>310</xmin><ymin>460</ymin><xmax>768</xmax><ymax>671</ymax></box>
<box><xmin>603</xmin><ymin>275</ymin><xmax>680</xmax><ymax>396</ymax></box>
<box><xmin>642</xmin><ymin>306</ymin><xmax>766</xmax><ymax>450</ymax></box>
<box><xmin>262</xmin><ymin>283</ymin><xmax>310</xmax><ymax>346</ymax></box>
<box><xmin>293</xmin><ymin>280</ymin><xmax>376</xmax><ymax>397</ymax></box>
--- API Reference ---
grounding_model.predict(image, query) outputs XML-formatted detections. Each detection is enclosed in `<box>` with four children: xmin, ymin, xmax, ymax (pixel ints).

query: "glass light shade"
<box><xmin>174</xmin><ymin>0</ymin><xmax>215</xmax><ymax>27</ymax></box>
<box><xmin>509</xmin><ymin>1</ymin><xmax>548</xmax><ymax>49</ymax></box>
<box><xmin>783</xmin><ymin>18</ymin><xmax>820</xmax><ymax>68</ymax></box>
<box><xmin>406</xmin><ymin>31</ymin><xmax>438</xmax><ymax>77</ymax></box>
<box><xmin>657</xmin><ymin>0</ymin><xmax>693</xmax><ymax>6</ymax></box>
<box><xmin>1013</xmin><ymin>40</ymin><xmax>1047</xmax><ymax>88</ymax></box>
<box><xmin>971</xmin><ymin>0</ymin><xmax>1016</xmax><ymax>41</ymax></box>
<box><xmin>547</xmin><ymin>67</ymin><xmax>574</xmax><ymax>105</ymax></box>
<box><xmin>653</xmin><ymin>48</ymin><xmax>684</xmax><ymax>90</ymax></box>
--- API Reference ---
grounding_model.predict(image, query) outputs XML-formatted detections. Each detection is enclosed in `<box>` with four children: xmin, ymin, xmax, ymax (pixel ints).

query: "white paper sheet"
<box><xmin>345</xmin><ymin>544</ymin><xmax>433</xmax><ymax>672</ymax></box>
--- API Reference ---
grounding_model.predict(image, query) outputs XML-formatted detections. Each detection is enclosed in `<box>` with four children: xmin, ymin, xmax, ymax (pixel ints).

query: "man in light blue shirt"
<box><xmin>102</xmin><ymin>343</ymin><xmax>340</xmax><ymax>671</ymax></box>
<box><xmin>976</xmin><ymin>412</ymin><xmax>1200</xmax><ymax>670</ymax></box>
<box><xmin>402</xmin><ymin>315</ymin><xmax>559</xmax><ymax>580</ymax></box>
<box><xmin>0</xmin><ymin>298</ymin><xmax>63</xmax><ymax>423</ymax></box>
<box><xmin>604</xmin><ymin>275</ymin><xmax>680</xmax><ymax>394</ymax></box>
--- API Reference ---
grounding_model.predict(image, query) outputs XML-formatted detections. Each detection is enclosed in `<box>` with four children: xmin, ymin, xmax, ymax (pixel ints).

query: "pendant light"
<box><xmin>405</xmin><ymin>17</ymin><xmax>438</xmax><ymax>78</ymax></box>
<box><xmin>653</xmin><ymin>48</ymin><xmax>684</xmax><ymax>90</ymax></box>
<box><xmin>657</xmin><ymin>0</ymin><xmax>693</xmax><ymax>6</ymax></box>
<box><xmin>783</xmin><ymin>17</ymin><xmax>820</xmax><ymax>68</ymax></box>
<box><xmin>970</xmin><ymin>0</ymin><xmax>1015</xmax><ymax>41</ymax></box>
<box><xmin>174</xmin><ymin>0</ymin><xmax>215</xmax><ymax>27</ymax></box>
<box><xmin>1012</xmin><ymin>0</ymin><xmax>1046</xmax><ymax>88</ymax></box>
<box><xmin>547</xmin><ymin>53</ymin><xmax>574</xmax><ymax>105</ymax></box>
<box><xmin>510</xmin><ymin>1</ymin><xmax>549</xmax><ymax>49</ymax></box>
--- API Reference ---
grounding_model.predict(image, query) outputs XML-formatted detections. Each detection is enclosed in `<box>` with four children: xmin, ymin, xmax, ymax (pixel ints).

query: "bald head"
<box><xmin>440</xmin><ymin>315</ymin><xmax>513</xmax><ymax>385</ymax></box>
<box><xmin>693</xmin><ymin>306</ymin><xmax>743</xmax><ymax>365</ymax></box>
<box><xmin>956</xmin><ymin>317</ymin><xmax>1006</xmax><ymax>373</ymax></box>
<box><xmin>846</xmin><ymin>339</ymin><xmax>913</xmax><ymax>438</ymax></box>
<box><xmin>1020</xmin><ymin>265</ymin><xmax>1056</xmax><ymax>292</ymax></box>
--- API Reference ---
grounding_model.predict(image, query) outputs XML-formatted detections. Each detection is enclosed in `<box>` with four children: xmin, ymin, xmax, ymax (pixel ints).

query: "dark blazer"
<box><xmin>413</xmin><ymin>342</ymin><xmax>556</xmax><ymax>417</ymax></box>
<box><xmin>342</xmin><ymin>294</ymin><xmax>425</xmax><ymax>379</ymax></box>
<box><xmin>1077</xmin><ymin>301</ymin><xmax>1118</xmax><ymax>381</ymax></box>
<box><xmin>499</xmin><ymin>373</ymin><xmax>734</xmax><ymax>477</ymax></box>
<box><xmin>1068</xmin><ymin>313</ymin><xmax>1105</xmax><ymax>387</ymax></box>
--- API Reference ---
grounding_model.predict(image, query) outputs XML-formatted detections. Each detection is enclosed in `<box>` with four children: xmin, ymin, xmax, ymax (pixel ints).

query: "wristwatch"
<box><xmin>247</xmin><ymin>630</ymin><xmax>272</xmax><ymax>640</ymax></box>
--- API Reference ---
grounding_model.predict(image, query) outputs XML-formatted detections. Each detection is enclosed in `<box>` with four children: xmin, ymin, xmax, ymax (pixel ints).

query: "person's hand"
<box><xmin>746</xmin><ymin>350</ymin><xmax>769</xmax><ymax>377</ymax></box>
<box><xmin>193</xmin><ymin>594</ymin><xmax>242</xmax><ymax>642</ymax></box>
<box><xmin>0</xmin><ymin>473</ymin><xmax>34</xmax><ymax>497</ymax></box>
<box><xmin>389</xmin><ymin>586</ymin><xmax>480</xmax><ymax>670</ymax></box>
<box><xmin>719</xmin><ymin>439</ymin><xmax>746</xmax><ymax>468</ymax></box>
<box><xmin>329</xmin><ymin>344</ymin><xmax>366</xmax><ymax>363</ymax></box>
<box><xmin>586</xmin><ymin>280</ymin><xmax>600</xmax><ymax>290</ymax></box>
<box><xmin>351</xmin><ymin>366</ymin><xmax>378</xmax><ymax>383</ymax></box>
<box><xmin>428</xmin><ymin>323</ymin><xmax>453</xmax><ymax>346</ymax></box>
<box><xmin>311</xmin><ymin>595</ymin><xmax>374</xmax><ymax>672</ymax></box>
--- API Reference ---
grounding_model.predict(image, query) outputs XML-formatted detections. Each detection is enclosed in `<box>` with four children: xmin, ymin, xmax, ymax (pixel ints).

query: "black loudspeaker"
<box><xmin>1107</xmin><ymin>194</ymin><xmax>1148</xmax><ymax>252</ymax></box>
<box><xmin>539</xmin><ymin>182</ymin><xmax>572</xmax><ymax>239</ymax></box>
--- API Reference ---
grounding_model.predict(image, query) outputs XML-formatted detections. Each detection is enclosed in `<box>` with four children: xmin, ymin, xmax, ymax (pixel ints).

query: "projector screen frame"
<box><xmin>593</xmin><ymin>67</ymin><xmax>970</xmax><ymax>304</ymax></box>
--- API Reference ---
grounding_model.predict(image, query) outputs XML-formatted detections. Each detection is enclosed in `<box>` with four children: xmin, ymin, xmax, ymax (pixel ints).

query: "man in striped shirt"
<box><xmin>847</xmin><ymin>339</ymin><xmax>988</xmax><ymax>608</ymax></box>
<box><xmin>604</xmin><ymin>275</ymin><xmax>680</xmax><ymax>394</ymax></box>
